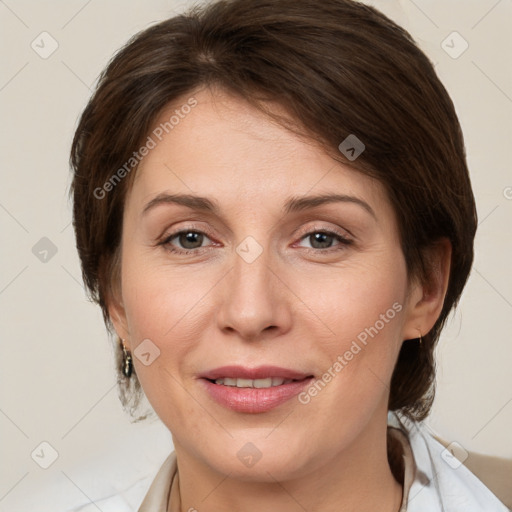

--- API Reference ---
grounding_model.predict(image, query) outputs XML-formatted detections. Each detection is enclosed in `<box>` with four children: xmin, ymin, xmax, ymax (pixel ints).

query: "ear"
<box><xmin>401</xmin><ymin>238</ymin><xmax>452</xmax><ymax>340</ymax></box>
<box><xmin>106</xmin><ymin>284</ymin><xmax>131</xmax><ymax>349</ymax></box>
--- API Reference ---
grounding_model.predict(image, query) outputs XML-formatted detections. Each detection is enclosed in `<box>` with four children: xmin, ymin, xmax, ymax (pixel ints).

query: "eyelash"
<box><xmin>158</xmin><ymin>224</ymin><xmax>353</xmax><ymax>256</ymax></box>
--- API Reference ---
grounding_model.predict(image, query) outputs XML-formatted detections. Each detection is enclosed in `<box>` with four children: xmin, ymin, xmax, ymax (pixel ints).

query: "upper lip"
<box><xmin>200</xmin><ymin>365</ymin><xmax>313</xmax><ymax>381</ymax></box>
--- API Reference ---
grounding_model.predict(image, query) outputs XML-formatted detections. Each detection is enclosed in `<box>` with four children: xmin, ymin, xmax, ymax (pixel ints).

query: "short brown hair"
<box><xmin>70</xmin><ymin>0</ymin><xmax>477</xmax><ymax>421</ymax></box>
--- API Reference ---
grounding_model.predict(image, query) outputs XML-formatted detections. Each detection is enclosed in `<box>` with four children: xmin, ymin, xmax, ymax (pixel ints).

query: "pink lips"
<box><xmin>199</xmin><ymin>365</ymin><xmax>314</xmax><ymax>413</ymax></box>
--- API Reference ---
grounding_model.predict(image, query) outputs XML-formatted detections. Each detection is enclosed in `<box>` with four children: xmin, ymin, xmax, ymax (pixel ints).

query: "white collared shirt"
<box><xmin>388</xmin><ymin>412</ymin><xmax>509</xmax><ymax>511</ymax></box>
<box><xmin>67</xmin><ymin>412</ymin><xmax>510</xmax><ymax>511</ymax></box>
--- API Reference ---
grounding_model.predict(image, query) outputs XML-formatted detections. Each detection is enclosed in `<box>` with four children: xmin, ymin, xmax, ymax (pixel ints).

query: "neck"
<box><xmin>171</xmin><ymin>413</ymin><xmax>403</xmax><ymax>512</ymax></box>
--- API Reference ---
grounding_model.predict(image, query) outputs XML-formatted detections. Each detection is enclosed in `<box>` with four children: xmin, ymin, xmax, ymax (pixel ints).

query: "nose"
<box><xmin>216</xmin><ymin>244</ymin><xmax>293</xmax><ymax>342</ymax></box>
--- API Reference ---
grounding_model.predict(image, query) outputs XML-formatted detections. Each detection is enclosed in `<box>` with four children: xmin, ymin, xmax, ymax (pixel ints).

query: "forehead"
<box><xmin>126</xmin><ymin>87</ymin><xmax>389</xmax><ymax>220</ymax></box>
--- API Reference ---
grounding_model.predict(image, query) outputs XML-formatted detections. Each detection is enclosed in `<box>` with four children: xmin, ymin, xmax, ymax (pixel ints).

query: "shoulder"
<box><xmin>63</xmin><ymin>475</ymin><xmax>153</xmax><ymax>512</ymax></box>
<box><xmin>63</xmin><ymin>452</ymin><xmax>177</xmax><ymax>512</ymax></box>
<box><xmin>388</xmin><ymin>412</ymin><xmax>511</xmax><ymax>512</ymax></box>
<box><xmin>434</xmin><ymin>435</ymin><xmax>512</xmax><ymax>510</ymax></box>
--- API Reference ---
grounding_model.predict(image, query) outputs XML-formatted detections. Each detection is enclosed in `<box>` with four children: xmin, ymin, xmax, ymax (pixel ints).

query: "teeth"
<box><xmin>214</xmin><ymin>377</ymin><xmax>294</xmax><ymax>388</ymax></box>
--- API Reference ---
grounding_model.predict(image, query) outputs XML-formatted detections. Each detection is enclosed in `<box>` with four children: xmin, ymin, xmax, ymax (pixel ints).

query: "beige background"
<box><xmin>1</xmin><ymin>0</ymin><xmax>511</xmax><ymax>510</ymax></box>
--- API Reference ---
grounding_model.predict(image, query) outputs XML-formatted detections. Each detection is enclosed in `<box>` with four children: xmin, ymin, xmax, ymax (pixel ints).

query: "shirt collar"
<box><xmin>388</xmin><ymin>411</ymin><xmax>508</xmax><ymax>511</ymax></box>
<box><xmin>137</xmin><ymin>413</ymin><xmax>508</xmax><ymax>512</ymax></box>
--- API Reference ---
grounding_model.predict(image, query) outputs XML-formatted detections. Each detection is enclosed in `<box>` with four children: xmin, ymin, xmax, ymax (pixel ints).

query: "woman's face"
<box><xmin>111</xmin><ymin>86</ymin><xmax>427</xmax><ymax>480</ymax></box>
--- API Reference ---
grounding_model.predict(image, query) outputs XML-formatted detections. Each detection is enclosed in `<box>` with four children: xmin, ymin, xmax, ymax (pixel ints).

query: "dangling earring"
<box><xmin>121</xmin><ymin>338</ymin><xmax>133</xmax><ymax>378</ymax></box>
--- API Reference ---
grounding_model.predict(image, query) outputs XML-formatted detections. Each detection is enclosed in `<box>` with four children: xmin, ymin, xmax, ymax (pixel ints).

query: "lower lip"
<box><xmin>200</xmin><ymin>377</ymin><xmax>314</xmax><ymax>413</ymax></box>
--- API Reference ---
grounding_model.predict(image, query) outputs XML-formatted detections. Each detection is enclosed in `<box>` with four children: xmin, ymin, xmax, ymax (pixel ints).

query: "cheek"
<box><xmin>297</xmin><ymin>253</ymin><xmax>407</xmax><ymax>344</ymax></box>
<box><xmin>296</xmin><ymin>255</ymin><xmax>408</xmax><ymax>400</ymax></box>
<box><xmin>120</xmin><ymin>266</ymin><xmax>207</xmax><ymax>426</ymax></box>
<box><xmin>122</xmin><ymin>243</ymin><xmax>408</xmax><ymax>358</ymax></box>
<box><xmin>120</xmin><ymin>252</ymin><xmax>221</xmax><ymax>397</ymax></box>
<box><xmin>121</xmin><ymin>238</ymin><xmax>408</xmax><ymax>414</ymax></box>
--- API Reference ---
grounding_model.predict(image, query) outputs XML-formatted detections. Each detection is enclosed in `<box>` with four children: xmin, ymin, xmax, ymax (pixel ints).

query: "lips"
<box><xmin>201</xmin><ymin>377</ymin><xmax>314</xmax><ymax>413</ymax></box>
<box><xmin>200</xmin><ymin>365</ymin><xmax>312</xmax><ymax>381</ymax></box>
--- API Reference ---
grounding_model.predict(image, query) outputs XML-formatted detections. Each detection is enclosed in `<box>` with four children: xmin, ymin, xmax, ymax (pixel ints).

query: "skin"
<box><xmin>109</xmin><ymin>85</ymin><xmax>451</xmax><ymax>512</ymax></box>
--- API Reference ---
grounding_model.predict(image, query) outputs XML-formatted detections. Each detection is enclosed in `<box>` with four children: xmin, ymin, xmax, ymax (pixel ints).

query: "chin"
<box><xmin>197</xmin><ymin>438</ymin><xmax>314</xmax><ymax>482</ymax></box>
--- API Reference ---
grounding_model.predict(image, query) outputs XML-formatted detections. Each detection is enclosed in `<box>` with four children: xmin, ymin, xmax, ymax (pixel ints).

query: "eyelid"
<box><xmin>160</xmin><ymin>221</ymin><xmax>352</xmax><ymax>242</ymax></box>
<box><xmin>293</xmin><ymin>222</ymin><xmax>353</xmax><ymax>242</ymax></box>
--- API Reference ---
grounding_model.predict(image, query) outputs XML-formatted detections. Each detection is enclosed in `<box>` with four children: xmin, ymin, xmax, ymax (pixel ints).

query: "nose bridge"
<box><xmin>217</xmin><ymin>235</ymin><xmax>290</xmax><ymax>340</ymax></box>
<box><xmin>234</xmin><ymin>237</ymin><xmax>271</xmax><ymax>292</ymax></box>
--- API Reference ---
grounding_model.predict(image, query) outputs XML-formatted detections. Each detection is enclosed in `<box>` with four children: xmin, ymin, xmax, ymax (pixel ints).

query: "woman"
<box><xmin>69</xmin><ymin>0</ymin><xmax>509</xmax><ymax>510</ymax></box>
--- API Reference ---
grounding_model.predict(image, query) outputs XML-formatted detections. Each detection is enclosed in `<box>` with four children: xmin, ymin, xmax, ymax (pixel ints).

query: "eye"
<box><xmin>295</xmin><ymin>228</ymin><xmax>353</xmax><ymax>252</ymax></box>
<box><xmin>160</xmin><ymin>229</ymin><xmax>214</xmax><ymax>254</ymax></box>
<box><xmin>158</xmin><ymin>225</ymin><xmax>353</xmax><ymax>256</ymax></box>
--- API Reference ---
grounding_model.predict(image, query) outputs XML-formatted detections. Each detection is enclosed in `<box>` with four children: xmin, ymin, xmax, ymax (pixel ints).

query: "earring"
<box><xmin>121</xmin><ymin>338</ymin><xmax>133</xmax><ymax>378</ymax></box>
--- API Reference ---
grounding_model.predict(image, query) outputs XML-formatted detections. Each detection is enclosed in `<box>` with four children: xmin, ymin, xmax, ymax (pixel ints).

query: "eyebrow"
<box><xmin>142</xmin><ymin>192</ymin><xmax>376</xmax><ymax>219</ymax></box>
